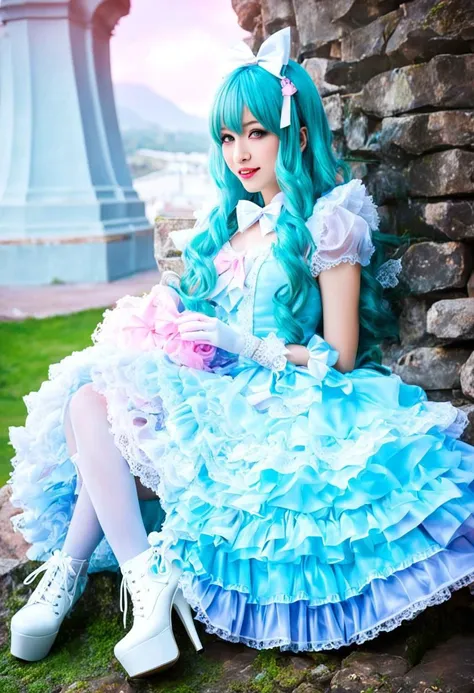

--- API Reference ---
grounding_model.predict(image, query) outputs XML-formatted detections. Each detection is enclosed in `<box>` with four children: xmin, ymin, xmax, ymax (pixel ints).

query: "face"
<box><xmin>220</xmin><ymin>106</ymin><xmax>281</xmax><ymax>205</ymax></box>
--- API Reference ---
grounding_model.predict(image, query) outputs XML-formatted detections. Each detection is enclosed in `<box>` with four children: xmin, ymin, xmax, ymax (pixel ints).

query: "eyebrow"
<box><xmin>220</xmin><ymin>119</ymin><xmax>260</xmax><ymax>133</ymax></box>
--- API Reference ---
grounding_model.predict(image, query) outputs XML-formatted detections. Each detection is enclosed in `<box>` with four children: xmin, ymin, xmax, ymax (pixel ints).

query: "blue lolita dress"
<box><xmin>8</xmin><ymin>179</ymin><xmax>474</xmax><ymax>652</ymax></box>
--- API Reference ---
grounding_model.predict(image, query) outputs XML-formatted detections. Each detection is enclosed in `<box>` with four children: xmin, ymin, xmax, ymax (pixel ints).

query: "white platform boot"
<box><xmin>114</xmin><ymin>534</ymin><xmax>203</xmax><ymax>678</ymax></box>
<box><xmin>10</xmin><ymin>550</ymin><xmax>88</xmax><ymax>661</ymax></box>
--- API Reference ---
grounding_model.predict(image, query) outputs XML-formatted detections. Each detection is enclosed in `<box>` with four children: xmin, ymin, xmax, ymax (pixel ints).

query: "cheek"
<box><xmin>262</xmin><ymin>136</ymin><xmax>280</xmax><ymax>164</ymax></box>
<box><xmin>222</xmin><ymin>145</ymin><xmax>234</xmax><ymax>168</ymax></box>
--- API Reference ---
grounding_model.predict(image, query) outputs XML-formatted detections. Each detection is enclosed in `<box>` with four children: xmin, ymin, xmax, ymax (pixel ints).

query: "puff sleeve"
<box><xmin>306</xmin><ymin>179</ymin><xmax>378</xmax><ymax>278</ymax></box>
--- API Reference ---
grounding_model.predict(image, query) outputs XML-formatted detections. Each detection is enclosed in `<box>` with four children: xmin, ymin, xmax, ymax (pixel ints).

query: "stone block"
<box><xmin>398</xmin><ymin>199</ymin><xmax>474</xmax><ymax>242</ymax></box>
<box><xmin>400</xmin><ymin>241</ymin><xmax>472</xmax><ymax>295</ymax></box>
<box><xmin>460</xmin><ymin>403</ymin><xmax>474</xmax><ymax>443</ymax></box>
<box><xmin>468</xmin><ymin>271</ymin><xmax>474</xmax><ymax>297</ymax></box>
<box><xmin>460</xmin><ymin>351</ymin><xmax>474</xmax><ymax>400</ymax></box>
<box><xmin>293</xmin><ymin>0</ymin><xmax>346</xmax><ymax>54</ymax></box>
<box><xmin>391</xmin><ymin>346</ymin><xmax>471</xmax><ymax>389</ymax></box>
<box><xmin>399</xmin><ymin>296</ymin><xmax>443</xmax><ymax>347</ymax></box>
<box><xmin>231</xmin><ymin>0</ymin><xmax>261</xmax><ymax>31</ymax></box>
<box><xmin>323</xmin><ymin>94</ymin><xmax>344</xmax><ymax>131</ymax></box>
<box><xmin>344</xmin><ymin>112</ymin><xmax>369</xmax><ymax>151</ymax></box>
<box><xmin>331</xmin><ymin>651</ymin><xmax>409</xmax><ymax>693</ymax></box>
<box><xmin>360</xmin><ymin>54</ymin><xmax>474</xmax><ymax>117</ymax></box>
<box><xmin>261</xmin><ymin>0</ymin><xmax>295</xmax><ymax>35</ymax></box>
<box><xmin>396</xmin><ymin>636</ymin><xmax>474</xmax><ymax>693</ymax></box>
<box><xmin>427</xmin><ymin>297</ymin><xmax>474</xmax><ymax>339</ymax></box>
<box><xmin>157</xmin><ymin>257</ymin><xmax>185</xmax><ymax>277</ymax></box>
<box><xmin>341</xmin><ymin>9</ymin><xmax>401</xmax><ymax>62</ymax></box>
<box><xmin>302</xmin><ymin>58</ymin><xmax>342</xmax><ymax>97</ymax></box>
<box><xmin>154</xmin><ymin>217</ymin><xmax>193</xmax><ymax>261</ymax></box>
<box><xmin>365</xmin><ymin>164</ymin><xmax>409</xmax><ymax>204</ymax></box>
<box><xmin>386</xmin><ymin>0</ymin><xmax>474</xmax><ymax>64</ymax></box>
<box><xmin>378</xmin><ymin>110</ymin><xmax>474</xmax><ymax>155</ymax></box>
<box><xmin>408</xmin><ymin>149</ymin><xmax>474</xmax><ymax>197</ymax></box>
<box><xmin>0</xmin><ymin>485</ymin><xmax>29</xmax><ymax>561</ymax></box>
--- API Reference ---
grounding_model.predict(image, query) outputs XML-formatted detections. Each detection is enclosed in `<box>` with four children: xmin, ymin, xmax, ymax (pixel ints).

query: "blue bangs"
<box><xmin>210</xmin><ymin>66</ymin><xmax>283</xmax><ymax>142</ymax></box>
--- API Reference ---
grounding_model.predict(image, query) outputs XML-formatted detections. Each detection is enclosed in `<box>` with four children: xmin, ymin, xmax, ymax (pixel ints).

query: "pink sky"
<box><xmin>110</xmin><ymin>0</ymin><xmax>248</xmax><ymax>117</ymax></box>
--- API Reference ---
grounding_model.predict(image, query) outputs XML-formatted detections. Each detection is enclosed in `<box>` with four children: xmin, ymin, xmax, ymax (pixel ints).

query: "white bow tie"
<box><xmin>235</xmin><ymin>198</ymin><xmax>284</xmax><ymax>236</ymax></box>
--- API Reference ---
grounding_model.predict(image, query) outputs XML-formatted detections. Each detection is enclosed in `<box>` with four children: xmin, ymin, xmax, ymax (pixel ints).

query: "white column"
<box><xmin>0</xmin><ymin>0</ymin><xmax>154</xmax><ymax>284</ymax></box>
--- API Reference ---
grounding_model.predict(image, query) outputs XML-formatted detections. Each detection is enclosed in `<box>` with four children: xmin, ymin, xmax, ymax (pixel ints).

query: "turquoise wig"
<box><xmin>178</xmin><ymin>58</ymin><xmax>402</xmax><ymax>370</ymax></box>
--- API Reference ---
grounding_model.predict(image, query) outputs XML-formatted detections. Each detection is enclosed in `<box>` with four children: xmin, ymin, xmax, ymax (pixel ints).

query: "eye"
<box><xmin>221</xmin><ymin>134</ymin><xmax>234</xmax><ymax>144</ymax></box>
<box><xmin>249</xmin><ymin>129</ymin><xmax>266</xmax><ymax>138</ymax></box>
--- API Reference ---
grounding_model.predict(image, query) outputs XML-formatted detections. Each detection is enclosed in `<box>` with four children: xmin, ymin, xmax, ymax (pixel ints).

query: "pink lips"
<box><xmin>239</xmin><ymin>167</ymin><xmax>260</xmax><ymax>180</ymax></box>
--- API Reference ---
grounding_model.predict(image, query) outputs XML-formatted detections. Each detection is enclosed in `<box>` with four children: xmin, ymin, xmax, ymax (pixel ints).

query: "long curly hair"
<box><xmin>177</xmin><ymin>58</ymin><xmax>402</xmax><ymax>371</ymax></box>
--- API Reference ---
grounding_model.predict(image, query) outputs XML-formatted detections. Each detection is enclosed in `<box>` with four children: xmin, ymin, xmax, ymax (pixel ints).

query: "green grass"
<box><xmin>0</xmin><ymin>309</ymin><xmax>105</xmax><ymax>486</ymax></box>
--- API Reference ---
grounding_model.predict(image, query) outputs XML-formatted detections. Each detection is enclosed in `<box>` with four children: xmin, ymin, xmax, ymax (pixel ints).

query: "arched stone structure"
<box><xmin>0</xmin><ymin>0</ymin><xmax>154</xmax><ymax>284</ymax></box>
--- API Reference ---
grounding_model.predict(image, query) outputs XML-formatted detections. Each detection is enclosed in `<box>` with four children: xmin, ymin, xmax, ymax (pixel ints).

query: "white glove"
<box><xmin>176</xmin><ymin>314</ymin><xmax>245</xmax><ymax>354</ymax></box>
<box><xmin>176</xmin><ymin>314</ymin><xmax>289</xmax><ymax>372</ymax></box>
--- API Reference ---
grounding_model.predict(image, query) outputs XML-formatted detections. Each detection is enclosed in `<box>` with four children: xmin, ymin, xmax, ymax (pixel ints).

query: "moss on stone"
<box><xmin>307</xmin><ymin>652</ymin><xmax>340</xmax><ymax>671</ymax></box>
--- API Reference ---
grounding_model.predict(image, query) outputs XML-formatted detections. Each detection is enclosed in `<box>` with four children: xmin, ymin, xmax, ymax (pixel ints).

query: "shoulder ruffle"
<box><xmin>306</xmin><ymin>179</ymin><xmax>378</xmax><ymax>278</ymax></box>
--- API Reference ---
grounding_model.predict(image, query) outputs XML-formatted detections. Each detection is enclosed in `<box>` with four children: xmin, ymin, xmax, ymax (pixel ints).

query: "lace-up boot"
<box><xmin>10</xmin><ymin>550</ymin><xmax>88</xmax><ymax>661</ymax></box>
<box><xmin>114</xmin><ymin>532</ymin><xmax>203</xmax><ymax>678</ymax></box>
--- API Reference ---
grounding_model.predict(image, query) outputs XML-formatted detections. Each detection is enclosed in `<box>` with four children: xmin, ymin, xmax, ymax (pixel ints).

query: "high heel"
<box><xmin>10</xmin><ymin>550</ymin><xmax>88</xmax><ymax>661</ymax></box>
<box><xmin>173</xmin><ymin>588</ymin><xmax>203</xmax><ymax>652</ymax></box>
<box><xmin>114</xmin><ymin>534</ymin><xmax>203</xmax><ymax>678</ymax></box>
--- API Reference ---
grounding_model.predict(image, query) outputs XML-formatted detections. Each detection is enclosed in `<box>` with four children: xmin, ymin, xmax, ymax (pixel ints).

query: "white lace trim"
<box><xmin>236</xmin><ymin>246</ymin><xmax>272</xmax><ymax>337</ymax></box>
<box><xmin>252</xmin><ymin>332</ymin><xmax>289</xmax><ymax>372</ymax></box>
<box><xmin>97</xmin><ymin>385</ymin><xmax>163</xmax><ymax>493</ymax></box>
<box><xmin>375</xmin><ymin>258</ymin><xmax>403</xmax><ymax>289</ymax></box>
<box><xmin>179</xmin><ymin>570</ymin><xmax>474</xmax><ymax>652</ymax></box>
<box><xmin>241</xmin><ymin>333</ymin><xmax>261</xmax><ymax>359</ymax></box>
<box><xmin>310</xmin><ymin>247</ymin><xmax>376</xmax><ymax>278</ymax></box>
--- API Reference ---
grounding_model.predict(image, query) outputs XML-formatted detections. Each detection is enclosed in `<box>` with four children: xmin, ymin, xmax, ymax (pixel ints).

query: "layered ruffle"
<box><xmin>179</xmin><ymin>533</ymin><xmax>474</xmax><ymax>651</ymax></box>
<box><xmin>7</xmin><ymin>316</ymin><xmax>474</xmax><ymax>649</ymax></box>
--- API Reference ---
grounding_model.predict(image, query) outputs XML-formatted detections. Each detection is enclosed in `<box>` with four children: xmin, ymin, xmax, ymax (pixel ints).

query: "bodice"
<box><xmin>169</xmin><ymin>178</ymin><xmax>392</xmax><ymax>347</ymax></box>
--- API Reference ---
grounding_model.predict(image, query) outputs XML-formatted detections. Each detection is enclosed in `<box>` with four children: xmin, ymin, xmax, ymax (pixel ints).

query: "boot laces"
<box><xmin>23</xmin><ymin>551</ymin><xmax>77</xmax><ymax>616</ymax></box>
<box><xmin>119</xmin><ymin>530</ymin><xmax>177</xmax><ymax>629</ymax></box>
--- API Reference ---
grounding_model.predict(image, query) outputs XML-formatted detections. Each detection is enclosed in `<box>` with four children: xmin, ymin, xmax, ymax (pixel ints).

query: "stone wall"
<box><xmin>155</xmin><ymin>0</ymin><xmax>474</xmax><ymax>435</ymax></box>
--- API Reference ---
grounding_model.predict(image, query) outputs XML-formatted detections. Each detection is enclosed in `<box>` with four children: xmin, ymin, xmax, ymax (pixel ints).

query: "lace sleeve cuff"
<box><xmin>241</xmin><ymin>332</ymin><xmax>289</xmax><ymax>372</ymax></box>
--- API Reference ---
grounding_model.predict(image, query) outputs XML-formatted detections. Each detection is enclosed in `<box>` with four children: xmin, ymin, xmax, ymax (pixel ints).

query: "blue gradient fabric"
<box><xmin>8</xmin><ymin>181</ymin><xmax>474</xmax><ymax>651</ymax></box>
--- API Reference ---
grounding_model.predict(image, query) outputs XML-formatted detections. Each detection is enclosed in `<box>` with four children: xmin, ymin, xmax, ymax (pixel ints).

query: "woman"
<box><xmin>8</xmin><ymin>27</ymin><xmax>474</xmax><ymax>679</ymax></box>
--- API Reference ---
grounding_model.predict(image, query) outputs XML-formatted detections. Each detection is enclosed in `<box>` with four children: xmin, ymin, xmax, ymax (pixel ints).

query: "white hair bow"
<box><xmin>223</xmin><ymin>27</ymin><xmax>297</xmax><ymax>129</ymax></box>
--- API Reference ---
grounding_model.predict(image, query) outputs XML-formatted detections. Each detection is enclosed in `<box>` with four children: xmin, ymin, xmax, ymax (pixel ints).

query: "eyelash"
<box><xmin>221</xmin><ymin>129</ymin><xmax>266</xmax><ymax>144</ymax></box>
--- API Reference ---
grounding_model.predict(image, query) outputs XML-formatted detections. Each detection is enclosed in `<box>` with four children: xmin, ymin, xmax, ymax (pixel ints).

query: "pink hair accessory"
<box><xmin>280</xmin><ymin>76</ymin><xmax>297</xmax><ymax>128</ymax></box>
<box><xmin>281</xmin><ymin>77</ymin><xmax>297</xmax><ymax>97</ymax></box>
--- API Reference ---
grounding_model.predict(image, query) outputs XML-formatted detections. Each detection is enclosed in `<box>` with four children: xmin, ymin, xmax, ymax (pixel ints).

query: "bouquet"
<box><xmin>92</xmin><ymin>284</ymin><xmax>218</xmax><ymax>371</ymax></box>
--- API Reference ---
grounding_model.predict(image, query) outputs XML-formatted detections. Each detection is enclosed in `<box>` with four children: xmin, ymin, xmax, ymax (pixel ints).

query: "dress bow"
<box><xmin>235</xmin><ymin>197</ymin><xmax>284</xmax><ymax>236</ymax></box>
<box><xmin>214</xmin><ymin>249</ymin><xmax>246</xmax><ymax>289</ymax></box>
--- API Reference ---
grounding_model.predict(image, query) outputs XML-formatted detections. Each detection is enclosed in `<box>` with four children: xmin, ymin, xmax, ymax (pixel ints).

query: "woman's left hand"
<box><xmin>176</xmin><ymin>314</ymin><xmax>245</xmax><ymax>354</ymax></box>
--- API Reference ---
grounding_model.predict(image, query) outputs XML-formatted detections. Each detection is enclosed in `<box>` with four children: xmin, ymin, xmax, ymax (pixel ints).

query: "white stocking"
<box><xmin>66</xmin><ymin>384</ymin><xmax>150</xmax><ymax>566</ymax></box>
<box><xmin>62</xmin><ymin>459</ymin><xmax>105</xmax><ymax>562</ymax></box>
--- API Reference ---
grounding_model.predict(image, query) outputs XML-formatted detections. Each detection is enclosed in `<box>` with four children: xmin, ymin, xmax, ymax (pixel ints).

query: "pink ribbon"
<box><xmin>214</xmin><ymin>249</ymin><xmax>246</xmax><ymax>290</ymax></box>
<box><xmin>97</xmin><ymin>284</ymin><xmax>216</xmax><ymax>370</ymax></box>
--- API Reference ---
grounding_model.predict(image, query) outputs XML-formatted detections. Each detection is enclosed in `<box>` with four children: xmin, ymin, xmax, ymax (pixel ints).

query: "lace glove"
<box><xmin>176</xmin><ymin>314</ymin><xmax>289</xmax><ymax>372</ymax></box>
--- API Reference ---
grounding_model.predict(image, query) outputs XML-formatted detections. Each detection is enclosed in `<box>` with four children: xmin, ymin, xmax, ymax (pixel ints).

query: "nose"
<box><xmin>233</xmin><ymin>139</ymin><xmax>250</xmax><ymax>165</ymax></box>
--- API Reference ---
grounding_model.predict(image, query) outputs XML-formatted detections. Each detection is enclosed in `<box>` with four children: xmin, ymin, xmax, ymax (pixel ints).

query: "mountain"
<box><xmin>117</xmin><ymin>105</ymin><xmax>154</xmax><ymax>131</ymax></box>
<box><xmin>114</xmin><ymin>83</ymin><xmax>208</xmax><ymax>134</ymax></box>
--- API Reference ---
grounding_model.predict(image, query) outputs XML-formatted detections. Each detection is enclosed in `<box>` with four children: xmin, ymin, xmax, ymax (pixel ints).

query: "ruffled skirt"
<box><xmin>8</xmin><ymin>340</ymin><xmax>474</xmax><ymax>650</ymax></box>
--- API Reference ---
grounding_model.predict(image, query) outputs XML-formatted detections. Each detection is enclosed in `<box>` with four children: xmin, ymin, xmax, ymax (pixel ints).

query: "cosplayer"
<box><xmin>8</xmin><ymin>27</ymin><xmax>474</xmax><ymax>679</ymax></box>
